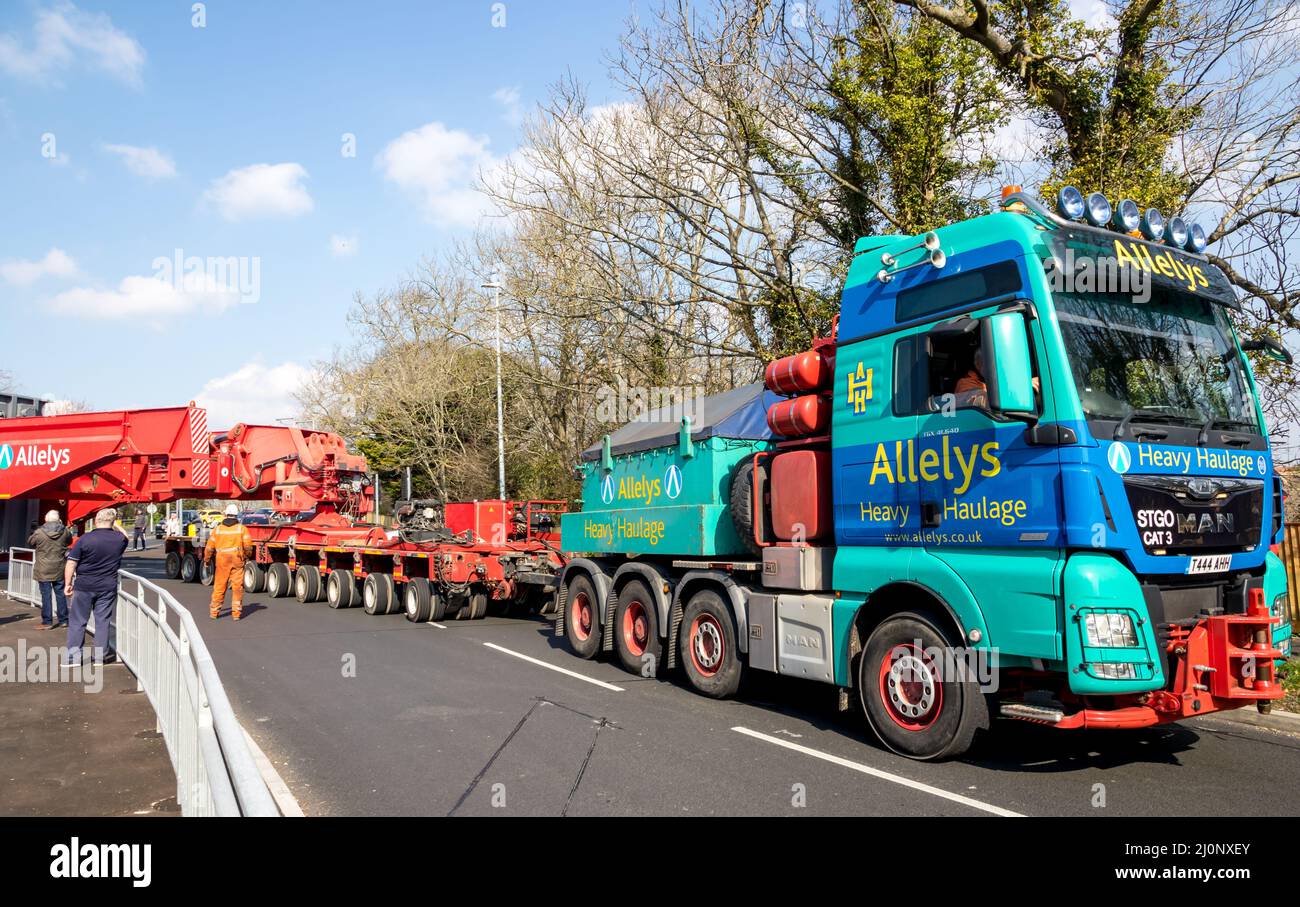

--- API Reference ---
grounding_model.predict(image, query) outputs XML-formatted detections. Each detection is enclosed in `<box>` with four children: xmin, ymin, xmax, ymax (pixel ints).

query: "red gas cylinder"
<box><xmin>764</xmin><ymin>350</ymin><xmax>830</xmax><ymax>396</ymax></box>
<box><xmin>767</xmin><ymin>395</ymin><xmax>829</xmax><ymax>437</ymax></box>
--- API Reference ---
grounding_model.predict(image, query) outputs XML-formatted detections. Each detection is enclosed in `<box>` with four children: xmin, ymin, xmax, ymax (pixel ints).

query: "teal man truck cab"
<box><xmin>555</xmin><ymin>185</ymin><xmax>1292</xmax><ymax>761</ymax></box>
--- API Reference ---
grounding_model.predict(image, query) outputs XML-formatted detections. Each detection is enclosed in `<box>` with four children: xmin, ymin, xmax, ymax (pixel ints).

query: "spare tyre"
<box><xmin>728</xmin><ymin>457</ymin><xmax>761</xmax><ymax>555</ymax></box>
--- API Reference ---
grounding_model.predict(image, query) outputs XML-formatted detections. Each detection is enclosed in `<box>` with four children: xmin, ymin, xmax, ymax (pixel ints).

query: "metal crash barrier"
<box><xmin>115</xmin><ymin>571</ymin><xmax>278</xmax><ymax>816</ymax></box>
<box><xmin>4</xmin><ymin>546</ymin><xmax>38</xmax><ymax>605</ymax></box>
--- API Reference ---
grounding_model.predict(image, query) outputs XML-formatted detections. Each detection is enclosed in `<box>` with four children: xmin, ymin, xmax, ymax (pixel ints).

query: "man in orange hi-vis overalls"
<box><xmin>205</xmin><ymin>504</ymin><xmax>254</xmax><ymax>620</ymax></box>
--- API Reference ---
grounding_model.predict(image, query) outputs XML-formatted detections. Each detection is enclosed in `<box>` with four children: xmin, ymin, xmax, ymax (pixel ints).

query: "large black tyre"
<box><xmin>363</xmin><ymin>573</ymin><xmax>395</xmax><ymax>615</ymax></box>
<box><xmin>613</xmin><ymin>578</ymin><xmax>663</xmax><ymax>676</ymax></box>
<box><xmin>200</xmin><ymin>558</ymin><xmax>216</xmax><ymax>586</ymax></box>
<box><xmin>295</xmin><ymin>566</ymin><xmax>322</xmax><ymax>603</ymax></box>
<box><xmin>728</xmin><ymin>458</ymin><xmax>761</xmax><ymax>555</ymax></box>
<box><xmin>563</xmin><ymin>574</ymin><xmax>601</xmax><ymax>659</ymax></box>
<box><xmin>859</xmin><ymin>612</ymin><xmax>988</xmax><ymax>761</ymax></box>
<box><xmin>466</xmin><ymin>589</ymin><xmax>488</xmax><ymax>620</ymax></box>
<box><xmin>243</xmin><ymin>562</ymin><xmax>267</xmax><ymax>594</ymax></box>
<box><xmin>404</xmin><ymin>577</ymin><xmax>433</xmax><ymax>622</ymax></box>
<box><xmin>679</xmin><ymin>589</ymin><xmax>742</xmax><ymax>698</ymax></box>
<box><xmin>164</xmin><ymin>550</ymin><xmax>182</xmax><ymax>580</ymax></box>
<box><xmin>180</xmin><ymin>553</ymin><xmax>200</xmax><ymax>584</ymax></box>
<box><xmin>326</xmin><ymin>570</ymin><xmax>356</xmax><ymax>609</ymax></box>
<box><xmin>266</xmin><ymin>563</ymin><xmax>292</xmax><ymax>599</ymax></box>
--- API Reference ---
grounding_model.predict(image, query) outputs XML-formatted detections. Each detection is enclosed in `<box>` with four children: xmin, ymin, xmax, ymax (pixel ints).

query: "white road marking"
<box><xmin>731</xmin><ymin>726</ymin><xmax>1024</xmax><ymax>817</ymax></box>
<box><xmin>482</xmin><ymin>642</ymin><xmax>625</xmax><ymax>692</ymax></box>
<box><xmin>242</xmin><ymin>727</ymin><xmax>306</xmax><ymax>817</ymax></box>
<box><xmin>423</xmin><ymin>622</ymin><xmax>448</xmax><ymax>629</ymax></box>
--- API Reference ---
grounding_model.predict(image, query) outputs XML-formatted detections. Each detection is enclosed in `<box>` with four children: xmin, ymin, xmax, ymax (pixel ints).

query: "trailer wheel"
<box><xmin>860</xmin><ymin>612</ymin><xmax>987</xmax><ymax>761</ymax></box>
<box><xmin>267</xmin><ymin>563</ymin><xmax>292</xmax><ymax>599</ymax></box>
<box><xmin>200</xmin><ymin>558</ymin><xmax>216</xmax><ymax>586</ymax></box>
<box><xmin>164</xmin><ymin>551</ymin><xmax>182</xmax><ymax>580</ymax></box>
<box><xmin>467</xmin><ymin>589</ymin><xmax>488</xmax><ymax>620</ymax></box>
<box><xmin>180</xmin><ymin>553</ymin><xmax>200</xmax><ymax>584</ymax></box>
<box><xmin>404</xmin><ymin>577</ymin><xmax>433</xmax><ymax>622</ymax></box>
<box><xmin>563</xmin><ymin>574</ymin><xmax>601</xmax><ymax>659</ymax></box>
<box><xmin>614</xmin><ymin>578</ymin><xmax>663</xmax><ymax>676</ymax></box>
<box><xmin>363</xmin><ymin>573</ymin><xmax>395</xmax><ymax>615</ymax></box>
<box><xmin>680</xmin><ymin>589</ymin><xmax>742</xmax><ymax>698</ymax></box>
<box><xmin>295</xmin><ymin>566</ymin><xmax>322</xmax><ymax>603</ymax></box>
<box><xmin>327</xmin><ymin>570</ymin><xmax>357</xmax><ymax>609</ymax></box>
<box><xmin>244</xmin><ymin>562</ymin><xmax>267</xmax><ymax>594</ymax></box>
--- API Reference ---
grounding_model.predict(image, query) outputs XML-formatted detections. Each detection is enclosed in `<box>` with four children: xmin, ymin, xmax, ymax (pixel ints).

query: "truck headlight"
<box><xmin>1090</xmin><ymin>663</ymin><xmax>1138</xmax><ymax>680</ymax></box>
<box><xmin>1084</xmin><ymin>613</ymin><xmax>1139</xmax><ymax>647</ymax></box>
<box><xmin>1272</xmin><ymin>593</ymin><xmax>1288</xmax><ymax>619</ymax></box>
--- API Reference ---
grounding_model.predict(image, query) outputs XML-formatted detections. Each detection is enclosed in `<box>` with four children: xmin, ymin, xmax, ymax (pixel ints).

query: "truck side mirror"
<box><xmin>1241</xmin><ymin>337</ymin><xmax>1293</xmax><ymax>365</ymax></box>
<box><xmin>982</xmin><ymin>312</ymin><xmax>1036</xmax><ymax>417</ymax></box>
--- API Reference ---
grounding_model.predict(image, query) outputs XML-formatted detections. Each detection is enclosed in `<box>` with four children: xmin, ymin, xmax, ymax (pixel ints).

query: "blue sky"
<box><xmin>0</xmin><ymin>0</ymin><xmax>634</xmax><ymax>426</ymax></box>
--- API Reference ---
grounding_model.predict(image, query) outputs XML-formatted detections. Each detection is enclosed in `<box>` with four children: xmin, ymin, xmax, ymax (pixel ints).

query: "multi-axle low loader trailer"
<box><xmin>164</xmin><ymin>499</ymin><xmax>568</xmax><ymax>620</ymax></box>
<box><xmin>552</xmin><ymin>186</ymin><xmax>1295</xmax><ymax>760</ymax></box>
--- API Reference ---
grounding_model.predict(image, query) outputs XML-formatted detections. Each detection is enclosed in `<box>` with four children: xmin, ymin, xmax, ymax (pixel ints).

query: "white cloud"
<box><xmin>102</xmin><ymin>143</ymin><xmax>175</xmax><ymax>179</ymax></box>
<box><xmin>203</xmin><ymin>162</ymin><xmax>313</xmax><ymax>221</ymax></box>
<box><xmin>376</xmin><ymin>121</ymin><xmax>497</xmax><ymax>227</ymax></box>
<box><xmin>0</xmin><ymin>2</ymin><xmax>145</xmax><ymax>86</ymax></box>
<box><xmin>1</xmin><ymin>248</ymin><xmax>77</xmax><ymax>285</ymax></box>
<box><xmin>194</xmin><ymin>361</ymin><xmax>314</xmax><ymax>428</ymax></box>
<box><xmin>49</xmin><ymin>273</ymin><xmax>241</xmax><ymax>320</ymax></box>
<box><xmin>329</xmin><ymin>233</ymin><xmax>358</xmax><ymax>257</ymax></box>
<box><xmin>492</xmin><ymin>85</ymin><xmax>523</xmax><ymax>125</ymax></box>
<box><xmin>1068</xmin><ymin>0</ymin><xmax>1116</xmax><ymax>29</ymax></box>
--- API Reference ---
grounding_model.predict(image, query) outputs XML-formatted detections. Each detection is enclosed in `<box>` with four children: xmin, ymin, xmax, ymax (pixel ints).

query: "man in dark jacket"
<box><xmin>27</xmin><ymin>510</ymin><xmax>73</xmax><ymax>630</ymax></box>
<box><xmin>65</xmin><ymin>508</ymin><xmax>128</xmax><ymax>666</ymax></box>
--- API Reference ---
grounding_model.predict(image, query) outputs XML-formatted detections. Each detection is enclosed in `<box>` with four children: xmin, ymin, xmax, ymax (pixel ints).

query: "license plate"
<box><xmin>1186</xmin><ymin>554</ymin><xmax>1232</xmax><ymax>575</ymax></box>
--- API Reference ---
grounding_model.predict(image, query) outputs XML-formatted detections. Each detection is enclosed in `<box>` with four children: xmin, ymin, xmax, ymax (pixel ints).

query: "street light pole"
<box><xmin>482</xmin><ymin>275</ymin><xmax>507</xmax><ymax>501</ymax></box>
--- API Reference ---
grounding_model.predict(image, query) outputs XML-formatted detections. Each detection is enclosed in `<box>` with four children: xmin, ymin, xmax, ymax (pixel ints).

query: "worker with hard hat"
<box><xmin>205</xmin><ymin>504</ymin><xmax>254</xmax><ymax>620</ymax></box>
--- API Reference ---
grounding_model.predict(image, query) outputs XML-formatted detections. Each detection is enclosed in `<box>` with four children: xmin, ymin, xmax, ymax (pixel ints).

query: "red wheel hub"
<box><xmin>690</xmin><ymin>613</ymin><xmax>725</xmax><ymax>677</ymax></box>
<box><xmin>878</xmin><ymin>643</ymin><xmax>942</xmax><ymax>731</ymax></box>
<box><xmin>571</xmin><ymin>592</ymin><xmax>593</xmax><ymax>641</ymax></box>
<box><xmin>622</xmin><ymin>599</ymin><xmax>649</xmax><ymax>657</ymax></box>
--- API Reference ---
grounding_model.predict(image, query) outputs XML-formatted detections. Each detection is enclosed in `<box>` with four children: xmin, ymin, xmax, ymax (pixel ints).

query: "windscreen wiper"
<box><xmin>1113</xmin><ymin>409</ymin><xmax>1181</xmax><ymax>441</ymax></box>
<box><xmin>1197</xmin><ymin>418</ymin><xmax>1256</xmax><ymax>447</ymax></box>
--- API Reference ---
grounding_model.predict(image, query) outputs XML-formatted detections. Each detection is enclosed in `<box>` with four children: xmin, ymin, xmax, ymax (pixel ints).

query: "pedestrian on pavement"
<box><xmin>27</xmin><ymin>510</ymin><xmax>73</xmax><ymax>630</ymax></box>
<box><xmin>205</xmin><ymin>504</ymin><xmax>253</xmax><ymax>620</ymax></box>
<box><xmin>131</xmin><ymin>510</ymin><xmax>148</xmax><ymax>551</ymax></box>
<box><xmin>64</xmin><ymin>508</ymin><xmax>128</xmax><ymax>666</ymax></box>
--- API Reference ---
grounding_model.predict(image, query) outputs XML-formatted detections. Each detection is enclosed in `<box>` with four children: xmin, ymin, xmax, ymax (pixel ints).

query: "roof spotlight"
<box><xmin>1057</xmin><ymin>186</ymin><xmax>1085</xmax><ymax>220</ymax></box>
<box><xmin>1186</xmin><ymin>222</ymin><xmax>1208</xmax><ymax>253</ymax></box>
<box><xmin>1084</xmin><ymin>193</ymin><xmax>1112</xmax><ymax>227</ymax></box>
<box><xmin>1165</xmin><ymin>216</ymin><xmax>1189</xmax><ymax>249</ymax></box>
<box><xmin>1141</xmin><ymin>208</ymin><xmax>1165</xmax><ymax>242</ymax></box>
<box><xmin>1114</xmin><ymin>199</ymin><xmax>1140</xmax><ymax>233</ymax></box>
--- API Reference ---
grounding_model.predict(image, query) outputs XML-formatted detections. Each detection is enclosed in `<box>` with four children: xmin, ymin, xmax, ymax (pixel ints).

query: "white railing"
<box><xmin>5</xmin><ymin>546</ymin><xmax>38</xmax><ymax>605</ymax></box>
<box><xmin>116</xmin><ymin>571</ymin><xmax>278</xmax><ymax>816</ymax></box>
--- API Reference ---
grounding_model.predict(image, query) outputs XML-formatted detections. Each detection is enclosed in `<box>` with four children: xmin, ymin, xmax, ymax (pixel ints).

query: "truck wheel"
<box><xmin>860</xmin><ymin>612</ymin><xmax>987</xmax><ymax>761</ymax></box>
<box><xmin>614</xmin><ymin>578</ymin><xmax>663</xmax><ymax>676</ymax></box>
<box><xmin>267</xmin><ymin>563</ymin><xmax>292</xmax><ymax>598</ymax></box>
<box><xmin>363</xmin><ymin>573</ymin><xmax>395</xmax><ymax>615</ymax></box>
<box><xmin>404</xmin><ymin>577</ymin><xmax>433</xmax><ymax>622</ymax></box>
<box><xmin>327</xmin><ymin>570</ymin><xmax>357</xmax><ymax>609</ymax></box>
<box><xmin>180</xmin><ymin>553</ymin><xmax>200</xmax><ymax>583</ymax></box>
<box><xmin>200</xmin><ymin>558</ymin><xmax>216</xmax><ymax>586</ymax></box>
<box><xmin>295</xmin><ymin>566</ymin><xmax>322</xmax><ymax>603</ymax></box>
<box><xmin>564</xmin><ymin>574</ymin><xmax>601</xmax><ymax>659</ymax></box>
<box><xmin>680</xmin><ymin>589</ymin><xmax>741</xmax><ymax>698</ymax></box>
<box><xmin>244</xmin><ymin>562</ymin><xmax>267</xmax><ymax>594</ymax></box>
<box><xmin>164</xmin><ymin>550</ymin><xmax>182</xmax><ymax>580</ymax></box>
<box><xmin>729</xmin><ymin>458</ymin><xmax>761</xmax><ymax>554</ymax></box>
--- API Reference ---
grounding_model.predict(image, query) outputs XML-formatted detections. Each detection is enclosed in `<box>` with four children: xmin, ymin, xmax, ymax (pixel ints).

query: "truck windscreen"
<box><xmin>1055</xmin><ymin>288</ymin><xmax>1259</xmax><ymax>434</ymax></box>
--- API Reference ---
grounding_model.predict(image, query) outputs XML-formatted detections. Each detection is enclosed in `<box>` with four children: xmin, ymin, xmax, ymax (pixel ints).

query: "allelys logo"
<box><xmin>0</xmin><ymin>442</ymin><xmax>72</xmax><ymax>472</ymax></box>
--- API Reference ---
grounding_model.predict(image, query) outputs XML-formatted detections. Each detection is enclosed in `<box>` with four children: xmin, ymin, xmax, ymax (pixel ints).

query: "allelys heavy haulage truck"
<box><xmin>553</xmin><ymin>186</ymin><xmax>1294</xmax><ymax>760</ymax></box>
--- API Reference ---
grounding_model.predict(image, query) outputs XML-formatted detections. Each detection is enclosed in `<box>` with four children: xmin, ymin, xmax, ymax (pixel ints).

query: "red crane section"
<box><xmin>0</xmin><ymin>404</ymin><xmax>371</xmax><ymax>524</ymax></box>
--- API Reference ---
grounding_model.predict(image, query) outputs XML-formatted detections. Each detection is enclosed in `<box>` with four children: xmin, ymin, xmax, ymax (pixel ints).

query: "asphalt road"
<box><xmin>121</xmin><ymin>548</ymin><xmax>1300</xmax><ymax>817</ymax></box>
